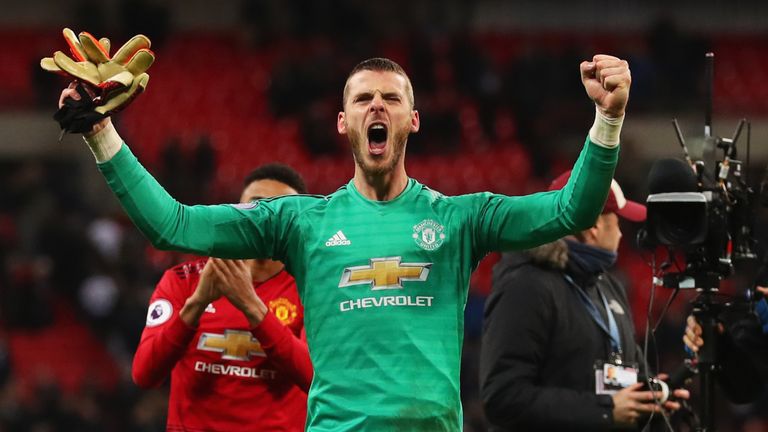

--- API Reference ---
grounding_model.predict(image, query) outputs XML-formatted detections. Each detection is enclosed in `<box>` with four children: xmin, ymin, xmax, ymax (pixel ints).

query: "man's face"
<box><xmin>591</xmin><ymin>213</ymin><xmax>623</xmax><ymax>253</ymax></box>
<box><xmin>240</xmin><ymin>179</ymin><xmax>298</xmax><ymax>203</ymax></box>
<box><xmin>337</xmin><ymin>70</ymin><xmax>419</xmax><ymax>177</ymax></box>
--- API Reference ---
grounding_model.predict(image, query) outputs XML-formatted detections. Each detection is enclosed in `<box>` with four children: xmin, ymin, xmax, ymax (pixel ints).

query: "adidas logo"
<box><xmin>205</xmin><ymin>303</ymin><xmax>216</xmax><ymax>314</ymax></box>
<box><xmin>325</xmin><ymin>230</ymin><xmax>351</xmax><ymax>247</ymax></box>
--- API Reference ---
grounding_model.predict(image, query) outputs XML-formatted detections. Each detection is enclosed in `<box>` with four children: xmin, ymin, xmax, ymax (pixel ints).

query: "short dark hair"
<box><xmin>343</xmin><ymin>57</ymin><xmax>414</xmax><ymax>108</ymax></box>
<box><xmin>242</xmin><ymin>163</ymin><xmax>307</xmax><ymax>195</ymax></box>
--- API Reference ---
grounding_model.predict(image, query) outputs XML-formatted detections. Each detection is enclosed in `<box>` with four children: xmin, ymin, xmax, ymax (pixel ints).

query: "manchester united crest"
<box><xmin>269</xmin><ymin>297</ymin><xmax>298</xmax><ymax>325</ymax></box>
<box><xmin>412</xmin><ymin>219</ymin><xmax>446</xmax><ymax>251</ymax></box>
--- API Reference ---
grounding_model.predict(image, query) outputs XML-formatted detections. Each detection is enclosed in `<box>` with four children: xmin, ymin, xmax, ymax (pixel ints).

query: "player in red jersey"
<box><xmin>131</xmin><ymin>164</ymin><xmax>313</xmax><ymax>431</ymax></box>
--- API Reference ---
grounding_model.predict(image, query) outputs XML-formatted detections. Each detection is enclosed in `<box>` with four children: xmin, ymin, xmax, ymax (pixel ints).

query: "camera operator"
<box><xmin>481</xmin><ymin>172</ymin><xmax>689</xmax><ymax>431</ymax></box>
<box><xmin>683</xmin><ymin>285</ymin><xmax>768</xmax><ymax>403</ymax></box>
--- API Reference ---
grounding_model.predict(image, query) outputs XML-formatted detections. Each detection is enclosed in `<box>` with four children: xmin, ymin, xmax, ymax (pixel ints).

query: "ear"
<box><xmin>411</xmin><ymin>110</ymin><xmax>420</xmax><ymax>133</ymax></box>
<box><xmin>581</xmin><ymin>225</ymin><xmax>599</xmax><ymax>246</ymax></box>
<box><xmin>337</xmin><ymin>111</ymin><xmax>347</xmax><ymax>134</ymax></box>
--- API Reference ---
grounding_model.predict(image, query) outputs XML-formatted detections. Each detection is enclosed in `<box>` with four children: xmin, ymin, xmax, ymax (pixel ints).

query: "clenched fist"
<box><xmin>581</xmin><ymin>54</ymin><xmax>631</xmax><ymax>118</ymax></box>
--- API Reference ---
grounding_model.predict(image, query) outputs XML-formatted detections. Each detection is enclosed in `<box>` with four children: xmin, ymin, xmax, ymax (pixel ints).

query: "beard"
<box><xmin>349</xmin><ymin>123</ymin><xmax>410</xmax><ymax>178</ymax></box>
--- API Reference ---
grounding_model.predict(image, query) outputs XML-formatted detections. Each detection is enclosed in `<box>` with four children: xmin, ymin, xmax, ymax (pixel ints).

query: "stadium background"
<box><xmin>1</xmin><ymin>0</ymin><xmax>768</xmax><ymax>430</ymax></box>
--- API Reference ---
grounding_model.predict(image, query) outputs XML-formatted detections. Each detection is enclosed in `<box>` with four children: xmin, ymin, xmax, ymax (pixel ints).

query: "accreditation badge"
<box><xmin>594</xmin><ymin>360</ymin><xmax>638</xmax><ymax>395</ymax></box>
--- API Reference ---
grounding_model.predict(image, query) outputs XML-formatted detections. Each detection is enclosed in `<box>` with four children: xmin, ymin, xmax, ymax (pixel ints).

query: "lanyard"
<box><xmin>564</xmin><ymin>274</ymin><xmax>622</xmax><ymax>355</ymax></box>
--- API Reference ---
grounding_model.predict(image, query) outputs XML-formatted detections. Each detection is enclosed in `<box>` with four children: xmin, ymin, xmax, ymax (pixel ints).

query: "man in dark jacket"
<box><xmin>480</xmin><ymin>172</ymin><xmax>689</xmax><ymax>431</ymax></box>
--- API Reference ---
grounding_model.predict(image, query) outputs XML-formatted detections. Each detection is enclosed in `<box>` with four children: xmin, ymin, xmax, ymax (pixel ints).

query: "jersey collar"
<box><xmin>345</xmin><ymin>178</ymin><xmax>419</xmax><ymax>209</ymax></box>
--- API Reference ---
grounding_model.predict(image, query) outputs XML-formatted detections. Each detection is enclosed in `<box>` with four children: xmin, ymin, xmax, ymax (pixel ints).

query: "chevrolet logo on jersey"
<box><xmin>197</xmin><ymin>330</ymin><xmax>266</xmax><ymax>361</ymax></box>
<box><xmin>339</xmin><ymin>257</ymin><xmax>431</xmax><ymax>290</ymax></box>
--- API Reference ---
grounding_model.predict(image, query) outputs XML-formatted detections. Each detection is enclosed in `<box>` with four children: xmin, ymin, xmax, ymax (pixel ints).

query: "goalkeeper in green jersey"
<box><xmin>55</xmin><ymin>36</ymin><xmax>630</xmax><ymax>429</ymax></box>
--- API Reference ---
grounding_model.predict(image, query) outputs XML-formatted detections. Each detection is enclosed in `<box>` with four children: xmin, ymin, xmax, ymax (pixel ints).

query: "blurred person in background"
<box><xmin>481</xmin><ymin>173</ymin><xmax>689</xmax><ymax>431</ymax></box>
<box><xmin>58</xmin><ymin>34</ymin><xmax>629</xmax><ymax>427</ymax></box>
<box><xmin>131</xmin><ymin>164</ymin><xmax>312</xmax><ymax>431</ymax></box>
<box><xmin>683</xmin><ymin>285</ymin><xmax>768</xmax><ymax>404</ymax></box>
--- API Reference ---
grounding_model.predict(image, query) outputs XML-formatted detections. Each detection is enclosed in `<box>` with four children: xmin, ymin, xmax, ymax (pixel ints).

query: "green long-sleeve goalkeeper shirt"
<box><xmin>99</xmin><ymin>137</ymin><xmax>618</xmax><ymax>431</ymax></box>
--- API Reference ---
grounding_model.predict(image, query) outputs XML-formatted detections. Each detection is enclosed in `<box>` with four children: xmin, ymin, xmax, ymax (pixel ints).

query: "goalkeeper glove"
<box><xmin>41</xmin><ymin>28</ymin><xmax>154</xmax><ymax>132</ymax></box>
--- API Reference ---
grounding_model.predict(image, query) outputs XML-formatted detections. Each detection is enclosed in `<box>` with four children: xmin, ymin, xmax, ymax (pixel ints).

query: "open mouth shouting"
<box><xmin>367</xmin><ymin>122</ymin><xmax>388</xmax><ymax>155</ymax></box>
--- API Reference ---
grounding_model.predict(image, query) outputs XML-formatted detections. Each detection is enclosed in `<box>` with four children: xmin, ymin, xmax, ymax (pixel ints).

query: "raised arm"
<box><xmin>472</xmin><ymin>55</ymin><xmax>630</xmax><ymax>255</ymax></box>
<box><xmin>56</xmin><ymin>85</ymin><xmax>294</xmax><ymax>259</ymax></box>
